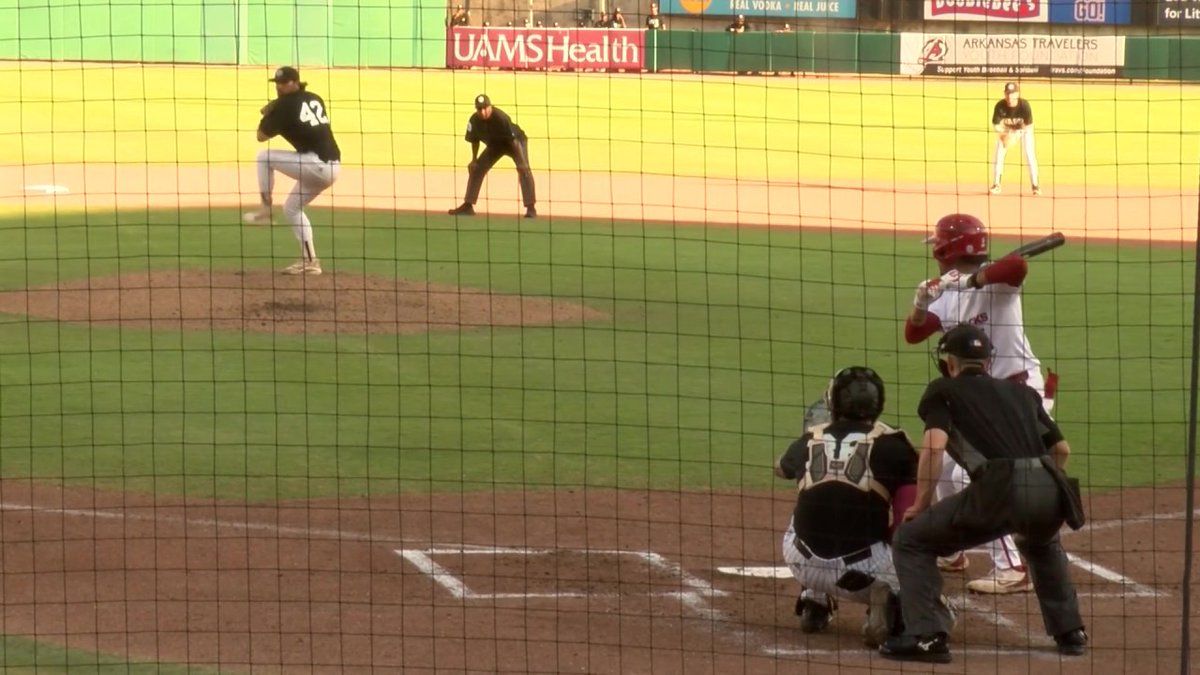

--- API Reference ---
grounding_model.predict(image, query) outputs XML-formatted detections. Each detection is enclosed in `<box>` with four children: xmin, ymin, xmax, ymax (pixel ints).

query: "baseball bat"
<box><xmin>1007</xmin><ymin>232</ymin><xmax>1066</xmax><ymax>259</ymax></box>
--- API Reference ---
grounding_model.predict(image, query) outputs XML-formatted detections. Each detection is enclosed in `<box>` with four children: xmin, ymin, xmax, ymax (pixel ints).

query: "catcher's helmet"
<box><xmin>823</xmin><ymin>367</ymin><xmax>885</xmax><ymax>422</ymax></box>
<box><xmin>926</xmin><ymin>213</ymin><xmax>988</xmax><ymax>266</ymax></box>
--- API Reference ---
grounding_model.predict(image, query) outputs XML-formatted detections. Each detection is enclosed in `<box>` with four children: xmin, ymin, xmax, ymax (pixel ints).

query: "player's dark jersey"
<box><xmin>778</xmin><ymin>420</ymin><xmax>917</xmax><ymax>558</ymax></box>
<box><xmin>993</xmin><ymin>99</ymin><xmax>1033</xmax><ymax>130</ymax></box>
<box><xmin>465</xmin><ymin>107</ymin><xmax>526</xmax><ymax>148</ymax></box>
<box><xmin>646</xmin><ymin>15</ymin><xmax>664</xmax><ymax>29</ymax></box>
<box><xmin>259</xmin><ymin>90</ymin><xmax>342</xmax><ymax>163</ymax></box>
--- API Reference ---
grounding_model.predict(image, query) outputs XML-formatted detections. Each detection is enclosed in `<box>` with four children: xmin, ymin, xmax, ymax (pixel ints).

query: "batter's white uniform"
<box><xmin>927</xmin><ymin>279</ymin><xmax>1051</xmax><ymax>573</ymax></box>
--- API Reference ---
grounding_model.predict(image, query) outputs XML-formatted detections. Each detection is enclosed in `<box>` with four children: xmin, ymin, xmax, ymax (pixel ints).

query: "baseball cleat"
<box><xmin>281</xmin><ymin>259</ymin><xmax>322</xmax><ymax>276</ymax></box>
<box><xmin>1032</xmin><ymin>184</ymin><xmax>1042</xmax><ymax>195</ymax></box>
<box><xmin>524</xmin><ymin>206</ymin><xmax>537</xmax><ymax>218</ymax></box>
<box><xmin>966</xmin><ymin>567</ymin><xmax>1033</xmax><ymax>594</ymax></box>
<box><xmin>796</xmin><ymin>595</ymin><xmax>834</xmax><ymax>634</ymax></box>
<box><xmin>937</xmin><ymin>552</ymin><xmax>969</xmax><ymax>572</ymax></box>
<box><xmin>1055</xmin><ymin>628</ymin><xmax>1088</xmax><ymax>656</ymax></box>
<box><xmin>989</xmin><ymin>184</ymin><xmax>1001</xmax><ymax>195</ymax></box>
<box><xmin>243</xmin><ymin>207</ymin><xmax>273</xmax><ymax>225</ymax></box>
<box><xmin>862</xmin><ymin>582</ymin><xmax>901</xmax><ymax>648</ymax></box>
<box><xmin>879</xmin><ymin>632</ymin><xmax>952</xmax><ymax>664</ymax></box>
<box><xmin>448</xmin><ymin>203</ymin><xmax>476</xmax><ymax>216</ymax></box>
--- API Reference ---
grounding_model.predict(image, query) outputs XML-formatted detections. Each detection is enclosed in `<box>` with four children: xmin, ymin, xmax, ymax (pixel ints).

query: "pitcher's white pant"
<box><xmin>993</xmin><ymin>127</ymin><xmax>1039</xmax><ymax>187</ymax></box>
<box><xmin>782</xmin><ymin>520</ymin><xmax>898</xmax><ymax>607</ymax></box>
<box><xmin>937</xmin><ymin>384</ymin><xmax>1054</xmax><ymax>572</ymax></box>
<box><xmin>256</xmin><ymin>149</ymin><xmax>340</xmax><ymax>255</ymax></box>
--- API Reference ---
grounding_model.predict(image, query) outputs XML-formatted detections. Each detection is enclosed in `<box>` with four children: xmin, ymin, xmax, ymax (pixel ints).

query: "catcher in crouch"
<box><xmin>774</xmin><ymin>368</ymin><xmax>949</xmax><ymax>646</ymax></box>
<box><xmin>990</xmin><ymin>82</ymin><xmax>1039</xmax><ymax>196</ymax></box>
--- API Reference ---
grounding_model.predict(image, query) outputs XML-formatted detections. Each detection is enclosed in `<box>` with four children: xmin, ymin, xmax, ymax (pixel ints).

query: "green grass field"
<box><xmin>5</xmin><ymin>65</ymin><xmax>1200</xmax><ymax>189</ymax></box>
<box><xmin>0</xmin><ymin>635</ymin><xmax>210</xmax><ymax>674</ymax></box>
<box><xmin>0</xmin><ymin>206</ymin><xmax>1189</xmax><ymax>500</ymax></box>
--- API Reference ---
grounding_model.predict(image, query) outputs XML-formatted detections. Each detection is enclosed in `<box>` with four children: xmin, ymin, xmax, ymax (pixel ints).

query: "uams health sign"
<box><xmin>447</xmin><ymin>28</ymin><xmax>645</xmax><ymax>70</ymax></box>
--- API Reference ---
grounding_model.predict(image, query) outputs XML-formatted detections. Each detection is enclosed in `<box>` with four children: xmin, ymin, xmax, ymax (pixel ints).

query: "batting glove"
<box><xmin>939</xmin><ymin>269</ymin><xmax>978</xmax><ymax>291</ymax></box>
<box><xmin>914</xmin><ymin>278</ymin><xmax>943</xmax><ymax>310</ymax></box>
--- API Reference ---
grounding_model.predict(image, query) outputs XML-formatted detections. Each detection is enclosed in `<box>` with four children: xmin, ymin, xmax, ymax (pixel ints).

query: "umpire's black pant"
<box><xmin>463</xmin><ymin>137</ymin><xmax>536</xmax><ymax>208</ymax></box>
<box><xmin>892</xmin><ymin>458</ymin><xmax>1084</xmax><ymax>638</ymax></box>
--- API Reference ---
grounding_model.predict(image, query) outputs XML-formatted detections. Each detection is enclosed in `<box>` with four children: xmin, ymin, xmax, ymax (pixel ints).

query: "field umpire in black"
<box><xmin>880</xmin><ymin>324</ymin><xmax>1088</xmax><ymax>664</ymax></box>
<box><xmin>449</xmin><ymin>94</ymin><xmax>537</xmax><ymax>218</ymax></box>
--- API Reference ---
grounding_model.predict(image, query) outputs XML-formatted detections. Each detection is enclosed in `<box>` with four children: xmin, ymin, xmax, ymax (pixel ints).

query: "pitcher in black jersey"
<box><xmin>244</xmin><ymin>66</ymin><xmax>342</xmax><ymax>276</ymax></box>
<box><xmin>449</xmin><ymin>94</ymin><xmax>537</xmax><ymax>219</ymax></box>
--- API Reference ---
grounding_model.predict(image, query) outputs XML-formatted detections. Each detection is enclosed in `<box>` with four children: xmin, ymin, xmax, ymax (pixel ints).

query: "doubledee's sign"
<box><xmin>925</xmin><ymin>0</ymin><xmax>1049</xmax><ymax>21</ymax></box>
<box><xmin>447</xmin><ymin>27</ymin><xmax>645</xmax><ymax>70</ymax></box>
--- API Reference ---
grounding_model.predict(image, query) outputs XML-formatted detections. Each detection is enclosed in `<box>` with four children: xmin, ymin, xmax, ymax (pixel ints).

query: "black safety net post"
<box><xmin>1182</xmin><ymin>187</ymin><xmax>1200</xmax><ymax>675</ymax></box>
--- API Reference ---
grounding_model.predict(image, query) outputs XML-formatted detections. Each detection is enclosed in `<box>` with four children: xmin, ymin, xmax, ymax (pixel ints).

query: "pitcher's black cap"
<box><xmin>270</xmin><ymin>66</ymin><xmax>300</xmax><ymax>83</ymax></box>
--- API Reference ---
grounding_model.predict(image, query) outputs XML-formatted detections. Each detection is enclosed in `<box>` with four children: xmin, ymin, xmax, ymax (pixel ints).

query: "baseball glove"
<box><xmin>260</xmin><ymin>98</ymin><xmax>280</xmax><ymax>116</ymax></box>
<box><xmin>1000</xmin><ymin>130</ymin><xmax>1018</xmax><ymax>149</ymax></box>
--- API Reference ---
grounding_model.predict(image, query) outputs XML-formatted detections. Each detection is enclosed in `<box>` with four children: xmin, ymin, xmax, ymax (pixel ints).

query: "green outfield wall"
<box><xmin>647</xmin><ymin>30</ymin><xmax>897</xmax><ymax>74</ymax></box>
<box><xmin>0</xmin><ymin>0</ymin><xmax>446</xmax><ymax>68</ymax></box>
<box><xmin>647</xmin><ymin>30</ymin><xmax>1200</xmax><ymax>81</ymax></box>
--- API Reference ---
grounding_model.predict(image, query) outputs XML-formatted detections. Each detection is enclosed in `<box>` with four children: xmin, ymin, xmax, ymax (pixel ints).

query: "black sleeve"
<box><xmin>918</xmin><ymin>380</ymin><xmax>953</xmax><ymax>433</ymax></box>
<box><xmin>869</xmin><ymin>433</ymin><xmax>919</xmax><ymax>495</ymax></box>
<box><xmin>777</xmin><ymin>435</ymin><xmax>812</xmax><ymax>480</ymax></box>
<box><xmin>464</xmin><ymin>115</ymin><xmax>478</xmax><ymax>143</ymax></box>
<box><xmin>1023</xmin><ymin>100</ymin><xmax>1034</xmax><ymax>126</ymax></box>
<box><xmin>1033</xmin><ymin>390</ymin><xmax>1065</xmax><ymax>448</ymax></box>
<box><xmin>258</xmin><ymin>96</ymin><xmax>292</xmax><ymax>138</ymax></box>
<box><xmin>991</xmin><ymin>101</ymin><xmax>1003</xmax><ymax>126</ymax></box>
<box><xmin>494</xmin><ymin>111</ymin><xmax>518</xmax><ymax>140</ymax></box>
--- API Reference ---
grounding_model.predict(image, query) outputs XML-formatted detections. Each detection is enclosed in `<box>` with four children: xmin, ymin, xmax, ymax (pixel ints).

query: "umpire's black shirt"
<box><xmin>778</xmin><ymin>420</ymin><xmax>917</xmax><ymax>558</ymax></box>
<box><xmin>918</xmin><ymin>368</ymin><xmax>1064</xmax><ymax>471</ymax></box>
<box><xmin>465</xmin><ymin>107</ymin><xmax>526</xmax><ymax>148</ymax></box>
<box><xmin>259</xmin><ymin>89</ymin><xmax>342</xmax><ymax>163</ymax></box>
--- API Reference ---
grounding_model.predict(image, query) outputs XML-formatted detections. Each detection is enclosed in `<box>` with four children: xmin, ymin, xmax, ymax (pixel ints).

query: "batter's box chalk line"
<box><xmin>718</xmin><ymin>549</ymin><xmax>1167</xmax><ymax>599</ymax></box>
<box><xmin>395</xmin><ymin>546</ymin><xmax>727</xmax><ymax>613</ymax></box>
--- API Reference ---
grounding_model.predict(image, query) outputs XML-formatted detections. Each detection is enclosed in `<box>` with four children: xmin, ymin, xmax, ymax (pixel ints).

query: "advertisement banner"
<box><xmin>1048</xmin><ymin>0</ymin><xmax>1131</xmax><ymax>23</ymax></box>
<box><xmin>447</xmin><ymin>28</ymin><xmax>645</xmax><ymax>71</ymax></box>
<box><xmin>900</xmin><ymin>33</ymin><xmax>1125</xmax><ymax>77</ymax></box>
<box><xmin>1155</xmin><ymin>0</ymin><xmax>1200</xmax><ymax>25</ymax></box>
<box><xmin>658</xmin><ymin>0</ymin><xmax>856</xmax><ymax>19</ymax></box>
<box><xmin>924</xmin><ymin>0</ymin><xmax>1049</xmax><ymax>22</ymax></box>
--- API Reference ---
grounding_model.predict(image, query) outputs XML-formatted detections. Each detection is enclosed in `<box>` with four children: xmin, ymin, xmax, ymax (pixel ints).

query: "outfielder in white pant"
<box><xmin>245</xmin><ymin>66</ymin><xmax>343</xmax><ymax>276</ymax></box>
<box><xmin>246</xmin><ymin>149</ymin><xmax>340</xmax><ymax>275</ymax></box>
<box><xmin>992</xmin><ymin>127</ymin><xmax>1038</xmax><ymax>194</ymax></box>
<box><xmin>990</xmin><ymin>82</ymin><xmax>1040</xmax><ymax>195</ymax></box>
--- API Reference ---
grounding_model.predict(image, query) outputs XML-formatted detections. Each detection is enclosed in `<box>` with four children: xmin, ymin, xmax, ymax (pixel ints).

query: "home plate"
<box><xmin>24</xmin><ymin>184</ymin><xmax>70</xmax><ymax>195</ymax></box>
<box><xmin>717</xmin><ymin>565</ymin><xmax>792</xmax><ymax>579</ymax></box>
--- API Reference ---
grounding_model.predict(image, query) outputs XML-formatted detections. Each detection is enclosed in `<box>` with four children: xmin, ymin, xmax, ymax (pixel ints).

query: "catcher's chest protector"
<box><xmin>798</xmin><ymin>422</ymin><xmax>895</xmax><ymax>502</ymax></box>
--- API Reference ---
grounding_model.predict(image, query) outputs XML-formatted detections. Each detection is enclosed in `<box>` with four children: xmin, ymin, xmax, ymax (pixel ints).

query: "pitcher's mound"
<box><xmin>0</xmin><ymin>269</ymin><xmax>608</xmax><ymax>335</ymax></box>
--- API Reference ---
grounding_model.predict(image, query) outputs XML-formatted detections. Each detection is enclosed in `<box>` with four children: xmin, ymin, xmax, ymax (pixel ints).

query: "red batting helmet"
<box><xmin>926</xmin><ymin>213</ymin><xmax>988</xmax><ymax>266</ymax></box>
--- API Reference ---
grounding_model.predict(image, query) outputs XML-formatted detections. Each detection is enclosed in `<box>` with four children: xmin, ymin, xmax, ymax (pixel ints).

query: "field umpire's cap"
<box><xmin>938</xmin><ymin>324</ymin><xmax>993</xmax><ymax>361</ymax></box>
<box><xmin>475</xmin><ymin>94</ymin><xmax>491</xmax><ymax>110</ymax></box>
